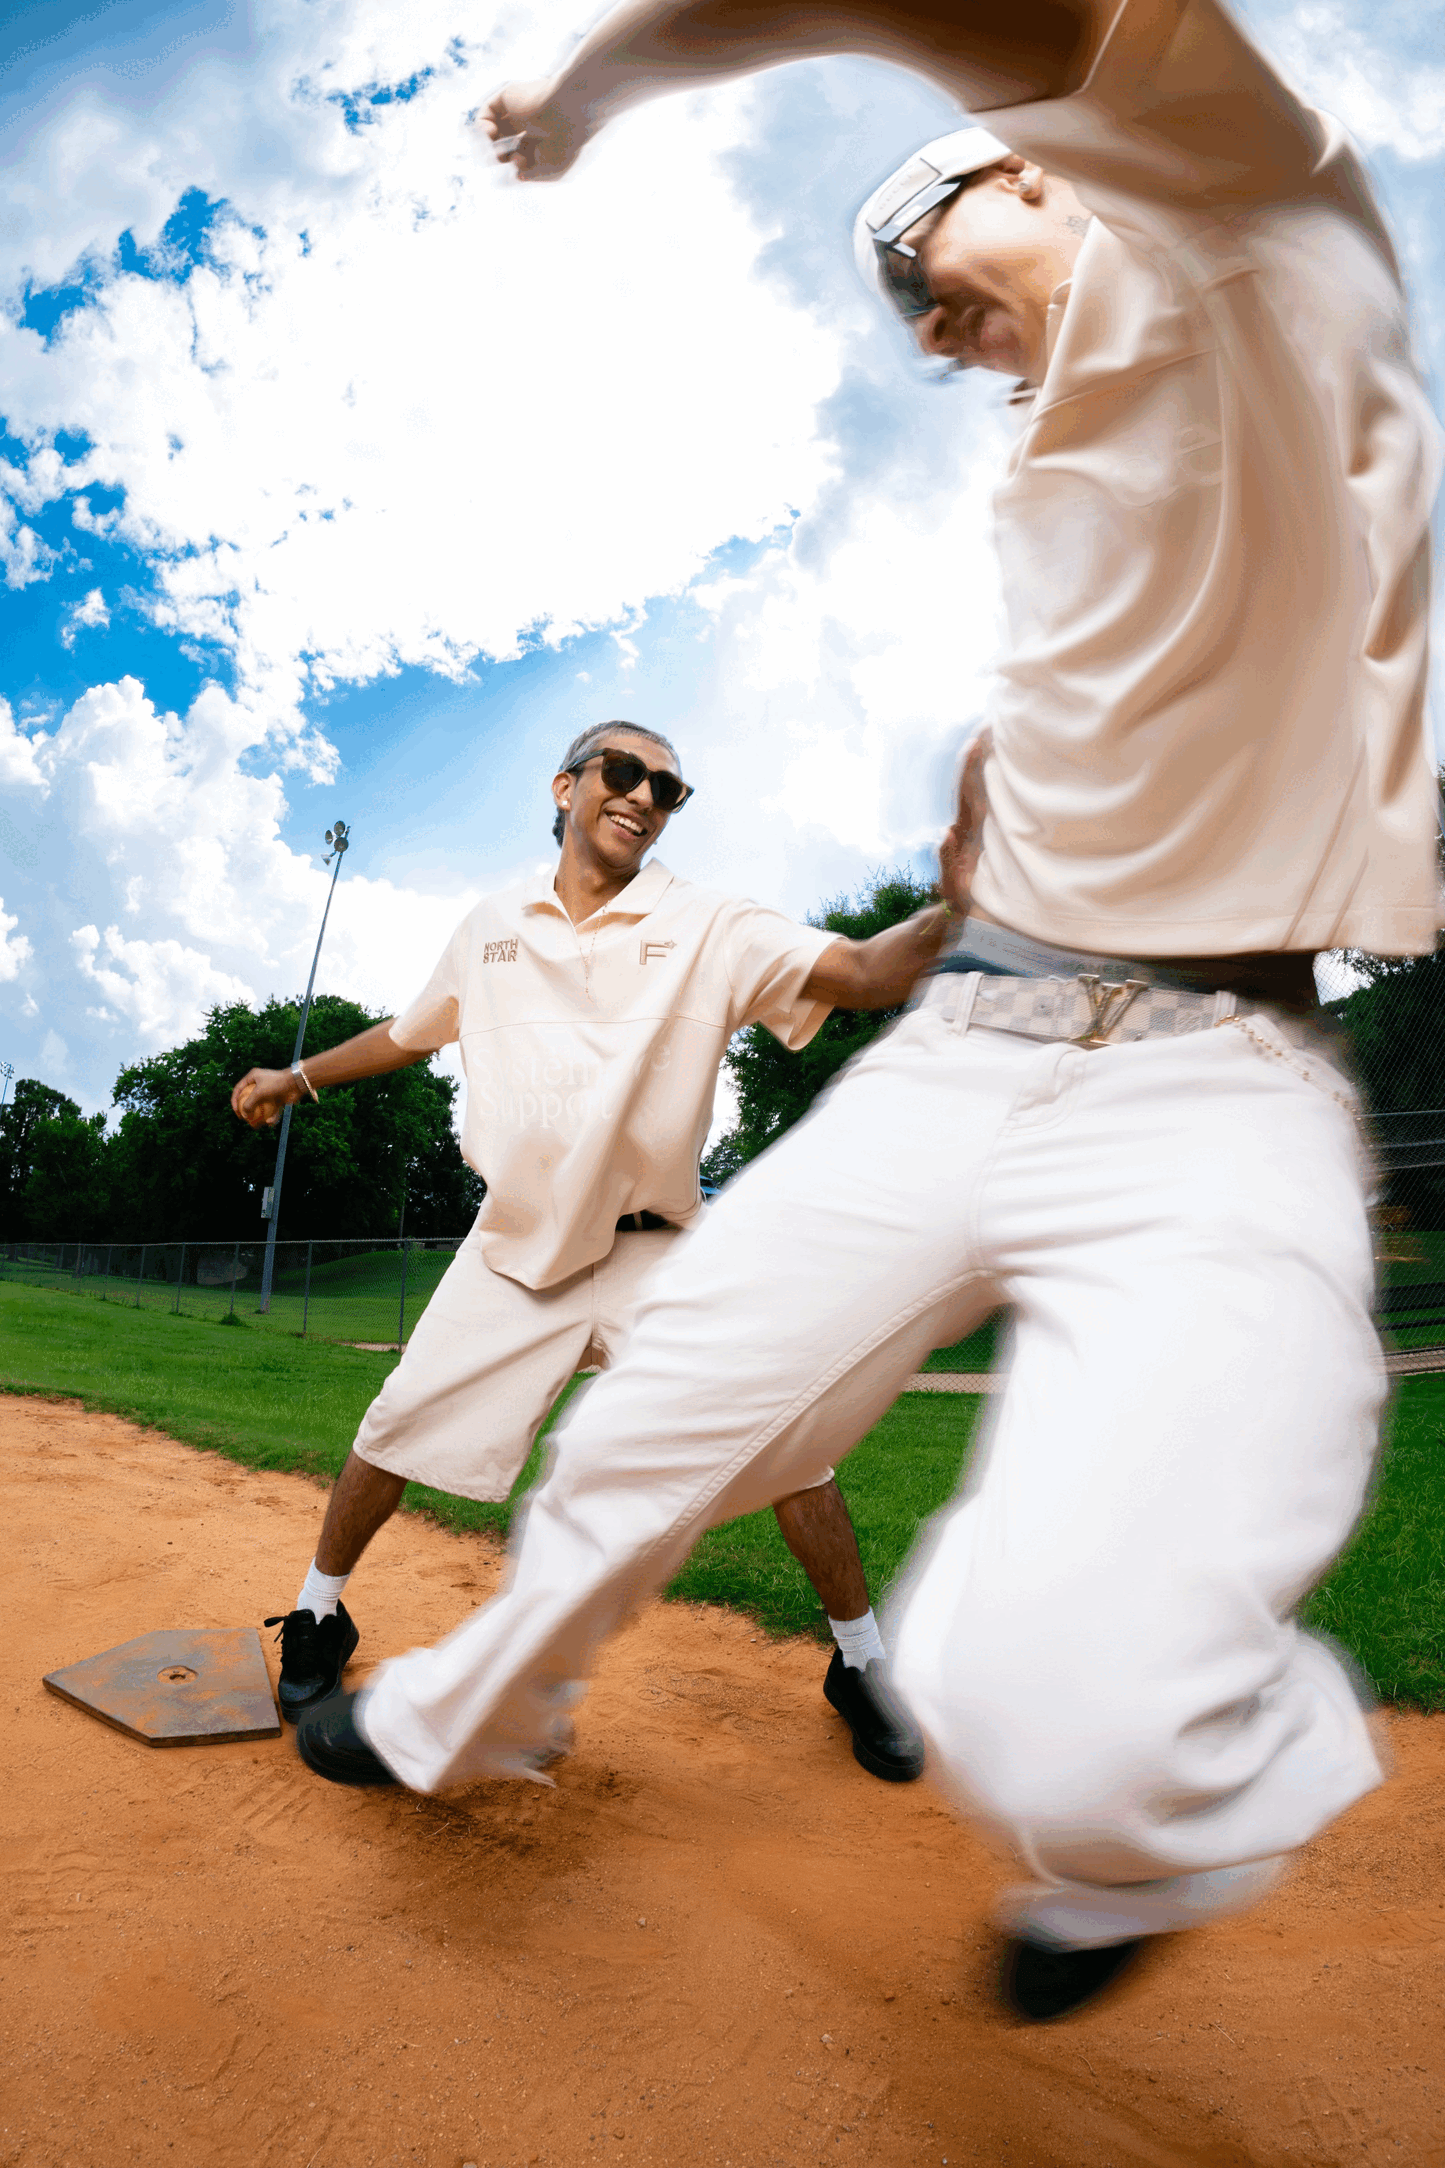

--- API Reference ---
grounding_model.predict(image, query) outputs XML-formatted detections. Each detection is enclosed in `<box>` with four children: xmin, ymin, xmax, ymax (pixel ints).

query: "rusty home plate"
<box><xmin>43</xmin><ymin>1628</ymin><xmax>280</xmax><ymax>1746</ymax></box>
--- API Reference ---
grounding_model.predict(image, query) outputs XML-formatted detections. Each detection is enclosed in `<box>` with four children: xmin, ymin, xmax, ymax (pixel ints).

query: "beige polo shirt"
<box><xmin>965</xmin><ymin>0</ymin><xmax>1441</xmax><ymax>958</ymax></box>
<box><xmin>388</xmin><ymin>860</ymin><xmax>837</xmax><ymax>1288</ymax></box>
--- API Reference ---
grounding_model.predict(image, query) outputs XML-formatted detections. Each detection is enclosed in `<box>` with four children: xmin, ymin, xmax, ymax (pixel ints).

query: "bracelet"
<box><xmin>292</xmin><ymin>1059</ymin><xmax>319</xmax><ymax>1103</ymax></box>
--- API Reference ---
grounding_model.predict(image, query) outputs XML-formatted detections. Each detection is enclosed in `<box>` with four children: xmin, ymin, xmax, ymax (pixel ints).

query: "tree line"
<box><xmin>5</xmin><ymin>871</ymin><xmax>1443</xmax><ymax>1244</ymax></box>
<box><xmin>0</xmin><ymin>994</ymin><xmax>483</xmax><ymax>1243</ymax></box>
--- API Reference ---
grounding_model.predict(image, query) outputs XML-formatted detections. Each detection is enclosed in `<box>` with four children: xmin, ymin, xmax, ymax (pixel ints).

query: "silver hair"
<box><xmin>552</xmin><ymin>720</ymin><xmax>680</xmax><ymax>846</ymax></box>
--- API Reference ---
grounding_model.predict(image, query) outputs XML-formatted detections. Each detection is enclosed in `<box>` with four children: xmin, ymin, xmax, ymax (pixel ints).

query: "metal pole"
<box><xmin>174</xmin><ymin>1243</ymin><xmax>186</xmax><ymax>1314</ymax></box>
<box><xmin>135</xmin><ymin>1244</ymin><xmax>146</xmax><ymax>1307</ymax></box>
<box><xmin>229</xmin><ymin>1241</ymin><xmax>239</xmax><ymax>1320</ymax></box>
<box><xmin>396</xmin><ymin>1237</ymin><xmax>410</xmax><ymax>1351</ymax></box>
<box><xmin>302</xmin><ymin>1240</ymin><xmax>314</xmax><ymax>1338</ymax></box>
<box><xmin>258</xmin><ymin>821</ymin><xmax>350</xmax><ymax>1313</ymax></box>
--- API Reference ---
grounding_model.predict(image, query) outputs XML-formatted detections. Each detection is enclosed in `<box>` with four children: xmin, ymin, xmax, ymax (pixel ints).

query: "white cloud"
<box><xmin>2</xmin><ymin>672</ymin><xmax>491</xmax><ymax>1106</ymax></box>
<box><xmin>60</xmin><ymin>586</ymin><xmax>111</xmax><ymax>646</ymax></box>
<box><xmin>0</xmin><ymin>6</ymin><xmax>839</xmax><ymax>763</ymax></box>
<box><xmin>0</xmin><ymin>898</ymin><xmax>32</xmax><ymax>982</ymax></box>
<box><xmin>1261</xmin><ymin>2</ymin><xmax>1445</xmax><ymax>159</ymax></box>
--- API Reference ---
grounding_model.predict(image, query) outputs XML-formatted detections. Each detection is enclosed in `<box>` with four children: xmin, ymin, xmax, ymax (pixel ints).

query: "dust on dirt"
<box><xmin>5</xmin><ymin>1393</ymin><xmax>1444</xmax><ymax>2167</ymax></box>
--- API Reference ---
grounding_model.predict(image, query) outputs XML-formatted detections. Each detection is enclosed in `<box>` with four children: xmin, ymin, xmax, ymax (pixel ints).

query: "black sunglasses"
<box><xmin>872</xmin><ymin>174</ymin><xmax>967</xmax><ymax>320</ymax></box>
<box><xmin>567</xmin><ymin>748</ymin><xmax>694</xmax><ymax>814</ymax></box>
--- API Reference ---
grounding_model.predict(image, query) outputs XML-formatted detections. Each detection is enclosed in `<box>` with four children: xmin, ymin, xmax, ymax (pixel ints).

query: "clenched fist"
<box><xmin>231</xmin><ymin>1066</ymin><xmax>301</xmax><ymax>1129</ymax></box>
<box><xmin>480</xmin><ymin>79</ymin><xmax>593</xmax><ymax>180</ymax></box>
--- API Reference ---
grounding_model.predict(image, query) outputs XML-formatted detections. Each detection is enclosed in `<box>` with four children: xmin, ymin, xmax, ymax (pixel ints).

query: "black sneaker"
<box><xmin>264</xmin><ymin>1601</ymin><xmax>360</xmax><ymax>1722</ymax></box>
<box><xmin>296</xmin><ymin>1691</ymin><xmax>397</xmax><ymax>1788</ymax></box>
<box><xmin>1000</xmin><ymin>1935</ymin><xmax>1144</xmax><ymax>2022</ymax></box>
<box><xmin>823</xmin><ymin>1647</ymin><xmax>925</xmax><ymax>1782</ymax></box>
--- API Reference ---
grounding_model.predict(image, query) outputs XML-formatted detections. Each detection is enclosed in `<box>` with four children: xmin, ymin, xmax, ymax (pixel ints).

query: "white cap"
<box><xmin>853</xmin><ymin>126</ymin><xmax>1012</xmax><ymax>306</ymax></box>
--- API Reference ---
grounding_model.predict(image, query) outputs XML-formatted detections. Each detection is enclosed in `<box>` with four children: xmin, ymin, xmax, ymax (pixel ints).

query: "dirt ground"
<box><xmin>5</xmin><ymin>1395</ymin><xmax>1445</xmax><ymax>2168</ymax></box>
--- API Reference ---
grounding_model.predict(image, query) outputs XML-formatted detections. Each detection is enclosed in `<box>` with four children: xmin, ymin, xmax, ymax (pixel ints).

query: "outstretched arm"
<box><xmin>230</xmin><ymin>1021</ymin><xmax>427</xmax><ymax>1130</ymax></box>
<box><xmin>803</xmin><ymin>907</ymin><xmax>949</xmax><ymax>1011</ymax></box>
<box><xmin>483</xmin><ymin>0</ymin><xmax>1108</xmax><ymax>179</ymax></box>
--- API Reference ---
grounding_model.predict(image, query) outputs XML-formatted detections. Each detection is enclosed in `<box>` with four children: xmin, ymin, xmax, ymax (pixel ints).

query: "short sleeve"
<box><xmin>723</xmin><ymin>901</ymin><xmax>839</xmax><ymax>1049</ymax></box>
<box><xmin>389</xmin><ymin>919</ymin><xmax>466</xmax><ymax>1053</ymax></box>
<box><xmin>988</xmin><ymin>0</ymin><xmax>1346</xmax><ymax>242</ymax></box>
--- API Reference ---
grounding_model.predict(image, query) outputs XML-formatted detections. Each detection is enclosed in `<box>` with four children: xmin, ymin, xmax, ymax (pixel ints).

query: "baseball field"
<box><xmin>6</xmin><ymin>1280</ymin><xmax>1445</xmax><ymax>2164</ymax></box>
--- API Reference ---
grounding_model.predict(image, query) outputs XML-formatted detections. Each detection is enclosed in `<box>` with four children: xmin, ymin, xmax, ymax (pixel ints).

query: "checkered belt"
<box><xmin>943</xmin><ymin>971</ymin><xmax>1242</xmax><ymax>1047</ymax></box>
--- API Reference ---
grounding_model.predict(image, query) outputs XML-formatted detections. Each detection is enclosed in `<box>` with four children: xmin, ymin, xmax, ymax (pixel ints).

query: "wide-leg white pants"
<box><xmin>361</xmin><ymin>983</ymin><xmax>1386</xmax><ymax>1941</ymax></box>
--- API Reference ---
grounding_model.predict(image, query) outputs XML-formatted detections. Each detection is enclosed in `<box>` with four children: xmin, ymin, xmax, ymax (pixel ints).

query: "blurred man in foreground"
<box><xmin>299</xmin><ymin>0</ymin><xmax>1438</xmax><ymax>2021</ymax></box>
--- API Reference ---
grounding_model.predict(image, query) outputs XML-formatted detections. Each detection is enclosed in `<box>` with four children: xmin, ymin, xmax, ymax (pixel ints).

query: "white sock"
<box><xmin>829</xmin><ymin>1608</ymin><xmax>886</xmax><ymax>1671</ymax></box>
<box><xmin>296</xmin><ymin>1560</ymin><xmax>350</xmax><ymax>1621</ymax></box>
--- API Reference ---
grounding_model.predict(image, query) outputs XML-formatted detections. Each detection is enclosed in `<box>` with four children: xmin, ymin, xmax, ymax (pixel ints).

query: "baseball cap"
<box><xmin>853</xmin><ymin>126</ymin><xmax>1012</xmax><ymax>318</ymax></box>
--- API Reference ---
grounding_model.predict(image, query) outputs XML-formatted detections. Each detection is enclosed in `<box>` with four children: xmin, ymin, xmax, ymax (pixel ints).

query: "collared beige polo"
<box><xmin>965</xmin><ymin>0</ymin><xmax>1441</xmax><ymax>958</ymax></box>
<box><xmin>389</xmin><ymin>859</ymin><xmax>836</xmax><ymax>1289</ymax></box>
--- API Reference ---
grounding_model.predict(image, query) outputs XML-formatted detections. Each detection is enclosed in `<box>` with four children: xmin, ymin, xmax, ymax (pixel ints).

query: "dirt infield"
<box><xmin>5</xmin><ymin>1393</ymin><xmax>1445</xmax><ymax>2168</ymax></box>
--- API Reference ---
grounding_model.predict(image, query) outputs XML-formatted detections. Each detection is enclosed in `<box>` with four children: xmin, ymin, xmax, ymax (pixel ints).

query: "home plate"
<box><xmin>43</xmin><ymin>1627</ymin><xmax>281</xmax><ymax>1746</ymax></box>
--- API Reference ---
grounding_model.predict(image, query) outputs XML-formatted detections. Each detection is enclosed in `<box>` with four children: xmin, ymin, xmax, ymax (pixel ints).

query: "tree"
<box><xmin>109</xmin><ymin>994</ymin><xmax>484</xmax><ymax>1240</ymax></box>
<box><xmin>703</xmin><ymin>870</ymin><xmax>936</xmax><ymax>1183</ymax></box>
<box><xmin>1330</xmin><ymin>949</ymin><xmax>1445</xmax><ymax>1229</ymax></box>
<box><xmin>0</xmin><ymin>1079</ymin><xmax>112</xmax><ymax>1241</ymax></box>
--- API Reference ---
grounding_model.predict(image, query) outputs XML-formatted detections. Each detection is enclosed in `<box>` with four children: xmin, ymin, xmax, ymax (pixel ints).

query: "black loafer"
<box><xmin>264</xmin><ymin>1601</ymin><xmax>360</xmax><ymax>1721</ymax></box>
<box><xmin>823</xmin><ymin>1648</ymin><xmax>925</xmax><ymax>1783</ymax></box>
<box><xmin>295</xmin><ymin>1691</ymin><xmax>397</xmax><ymax>1788</ymax></box>
<box><xmin>1000</xmin><ymin>1934</ymin><xmax>1144</xmax><ymax>2021</ymax></box>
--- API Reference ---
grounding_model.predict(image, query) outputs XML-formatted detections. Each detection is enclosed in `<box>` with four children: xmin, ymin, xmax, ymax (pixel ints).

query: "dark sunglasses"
<box><xmin>567</xmin><ymin>748</ymin><xmax>694</xmax><ymax>814</ymax></box>
<box><xmin>872</xmin><ymin>174</ymin><xmax>967</xmax><ymax>320</ymax></box>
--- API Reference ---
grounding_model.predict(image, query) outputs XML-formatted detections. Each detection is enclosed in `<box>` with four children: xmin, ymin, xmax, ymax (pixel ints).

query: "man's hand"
<box><xmin>939</xmin><ymin>728</ymin><xmax>992</xmax><ymax>918</ymax></box>
<box><xmin>481</xmin><ymin>79</ymin><xmax>593</xmax><ymax>180</ymax></box>
<box><xmin>231</xmin><ymin>1066</ymin><xmax>301</xmax><ymax>1130</ymax></box>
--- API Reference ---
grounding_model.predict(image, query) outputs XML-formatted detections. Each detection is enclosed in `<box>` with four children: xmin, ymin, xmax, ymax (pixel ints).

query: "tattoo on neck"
<box><xmin>1064</xmin><ymin>214</ymin><xmax>1092</xmax><ymax>237</ymax></box>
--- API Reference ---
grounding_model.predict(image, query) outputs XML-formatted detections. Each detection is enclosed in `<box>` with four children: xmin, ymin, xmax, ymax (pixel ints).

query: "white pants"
<box><xmin>361</xmin><ymin>983</ymin><xmax>1386</xmax><ymax>1943</ymax></box>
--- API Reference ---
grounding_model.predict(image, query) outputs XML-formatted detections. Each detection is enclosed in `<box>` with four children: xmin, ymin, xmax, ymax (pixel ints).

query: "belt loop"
<box><xmin>951</xmin><ymin>971</ymin><xmax>982</xmax><ymax>1035</ymax></box>
<box><xmin>1212</xmin><ymin>988</ymin><xmax>1238</xmax><ymax>1026</ymax></box>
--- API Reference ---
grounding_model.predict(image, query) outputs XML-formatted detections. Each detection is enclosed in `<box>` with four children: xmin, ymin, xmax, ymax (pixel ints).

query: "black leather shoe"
<box><xmin>1000</xmin><ymin>1935</ymin><xmax>1144</xmax><ymax>2021</ymax></box>
<box><xmin>264</xmin><ymin>1601</ymin><xmax>360</xmax><ymax>1722</ymax></box>
<box><xmin>295</xmin><ymin>1691</ymin><xmax>397</xmax><ymax>1788</ymax></box>
<box><xmin>823</xmin><ymin>1648</ymin><xmax>925</xmax><ymax>1782</ymax></box>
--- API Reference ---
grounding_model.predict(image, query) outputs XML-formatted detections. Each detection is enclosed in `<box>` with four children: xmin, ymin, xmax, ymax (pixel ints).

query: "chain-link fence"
<box><xmin>0</xmin><ymin>1237</ymin><xmax>464</xmax><ymax>1346</ymax></box>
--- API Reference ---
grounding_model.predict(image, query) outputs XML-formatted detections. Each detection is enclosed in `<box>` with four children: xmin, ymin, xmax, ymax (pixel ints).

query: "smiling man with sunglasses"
<box><xmin>233</xmin><ymin>717</ymin><xmax>947</xmax><ymax>1781</ymax></box>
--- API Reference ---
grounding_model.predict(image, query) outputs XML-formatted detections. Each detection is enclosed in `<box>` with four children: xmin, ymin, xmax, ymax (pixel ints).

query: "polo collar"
<box><xmin>524</xmin><ymin>857</ymin><xmax>675</xmax><ymax>925</ymax></box>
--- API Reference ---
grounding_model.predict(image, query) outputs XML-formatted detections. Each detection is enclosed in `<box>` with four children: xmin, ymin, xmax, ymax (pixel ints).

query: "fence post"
<box><xmin>135</xmin><ymin>1245</ymin><xmax>146</xmax><ymax>1308</ymax></box>
<box><xmin>302</xmin><ymin>1241</ymin><xmax>314</xmax><ymax>1338</ymax></box>
<box><xmin>73</xmin><ymin>1244</ymin><xmax>83</xmax><ymax>1289</ymax></box>
<box><xmin>174</xmin><ymin>1244</ymin><xmax>186</xmax><ymax>1315</ymax></box>
<box><xmin>104</xmin><ymin>1244</ymin><xmax>113</xmax><ymax>1300</ymax></box>
<box><xmin>396</xmin><ymin>1238</ymin><xmax>411</xmax><ymax>1351</ymax></box>
<box><xmin>229</xmin><ymin>1242</ymin><xmax>240</xmax><ymax>1321</ymax></box>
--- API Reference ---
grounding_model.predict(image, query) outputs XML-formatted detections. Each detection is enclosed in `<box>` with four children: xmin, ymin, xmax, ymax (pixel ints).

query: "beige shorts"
<box><xmin>354</xmin><ymin>1225</ymin><xmax>832</xmax><ymax>1506</ymax></box>
<box><xmin>353</xmin><ymin>1225</ymin><xmax>680</xmax><ymax>1502</ymax></box>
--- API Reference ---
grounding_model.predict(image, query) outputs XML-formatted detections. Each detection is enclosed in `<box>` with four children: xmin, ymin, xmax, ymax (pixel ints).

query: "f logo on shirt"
<box><xmin>639</xmin><ymin>939</ymin><xmax>676</xmax><ymax>965</ymax></box>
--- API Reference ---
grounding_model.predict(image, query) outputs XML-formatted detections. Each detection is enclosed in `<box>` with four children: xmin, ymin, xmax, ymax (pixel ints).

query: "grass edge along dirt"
<box><xmin>4</xmin><ymin>1281</ymin><xmax>1444</xmax><ymax>1708</ymax></box>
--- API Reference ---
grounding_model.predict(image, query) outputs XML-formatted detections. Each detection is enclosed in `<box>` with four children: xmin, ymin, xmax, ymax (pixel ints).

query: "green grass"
<box><xmin>0</xmin><ymin>1245</ymin><xmax>458</xmax><ymax>1348</ymax></box>
<box><xmin>5</xmin><ymin>1281</ymin><xmax>1445</xmax><ymax>1707</ymax></box>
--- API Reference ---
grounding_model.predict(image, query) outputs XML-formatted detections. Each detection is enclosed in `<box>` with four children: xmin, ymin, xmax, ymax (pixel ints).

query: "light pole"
<box><xmin>0</xmin><ymin>1061</ymin><xmax>13</xmax><ymax>1107</ymax></box>
<box><xmin>258</xmin><ymin>820</ymin><xmax>351</xmax><ymax>1313</ymax></box>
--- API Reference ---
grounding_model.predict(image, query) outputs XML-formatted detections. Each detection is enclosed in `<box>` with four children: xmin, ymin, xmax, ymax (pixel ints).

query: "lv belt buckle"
<box><xmin>1072</xmin><ymin>973</ymin><xmax>1148</xmax><ymax>1048</ymax></box>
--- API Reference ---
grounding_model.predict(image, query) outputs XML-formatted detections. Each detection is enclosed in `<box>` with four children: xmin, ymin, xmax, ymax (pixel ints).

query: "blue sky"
<box><xmin>0</xmin><ymin>0</ymin><xmax>1441</xmax><ymax>1118</ymax></box>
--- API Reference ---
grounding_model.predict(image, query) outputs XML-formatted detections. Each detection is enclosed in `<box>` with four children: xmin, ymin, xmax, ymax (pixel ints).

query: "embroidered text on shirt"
<box><xmin>483</xmin><ymin>939</ymin><xmax>519</xmax><ymax>964</ymax></box>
